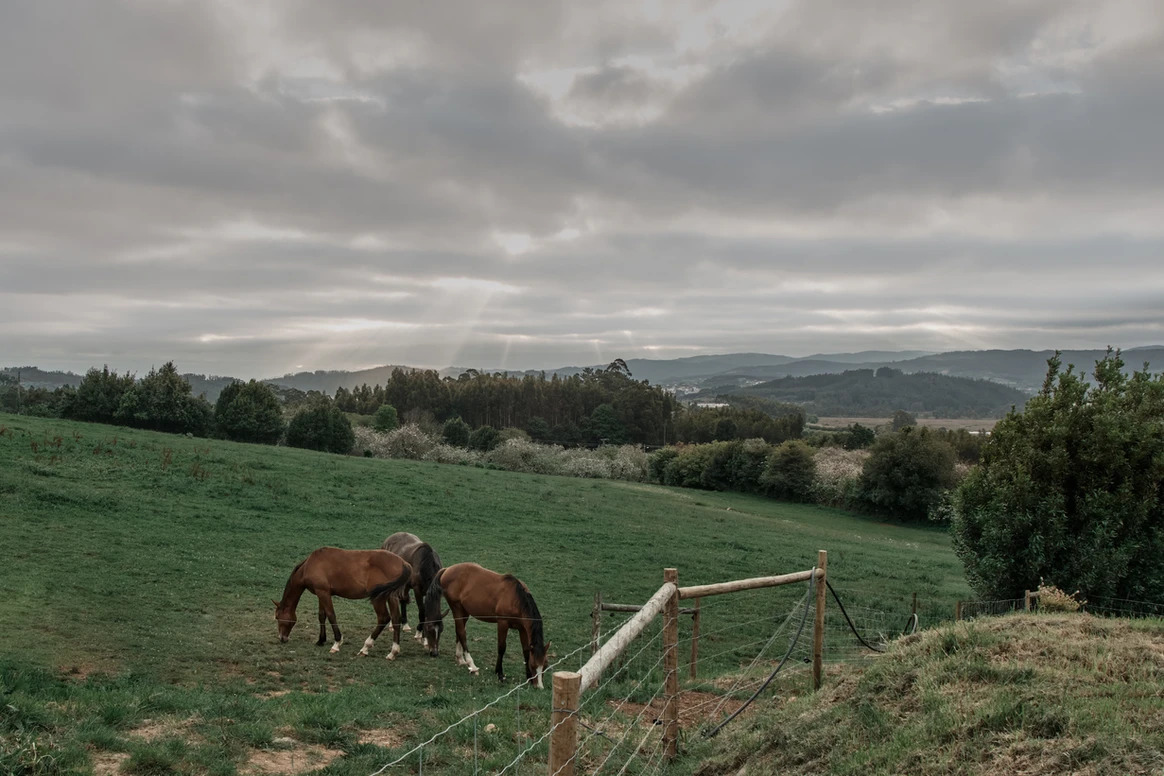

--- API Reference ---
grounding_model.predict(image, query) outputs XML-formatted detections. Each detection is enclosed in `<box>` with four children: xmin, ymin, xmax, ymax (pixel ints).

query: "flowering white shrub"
<box><xmin>812</xmin><ymin>447</ymin><xmax>869</xmax><ymax>506</ymax></box>
<box><xmin>423</xmin><ymin>444</ymin><xmax>484</xmax><ymax>466</ymax></box>
<box><xmin>606</xmin><ymin>445</ymin><xmax>649</xmax><ymax>481</ymax></box>
<box><xmin>485</xmin><ymin>438</ymin><xmax>565</xmax><ymax>475</ymax></box>
<box><xmin>560</xmin><ymin>454</ymin><xmax>613</xmax><ymax>479</ymax></box>
<box><xmin>354</xmin><ymin>423</ymin><xmax>439</xmax><ymax>460</ymax></box>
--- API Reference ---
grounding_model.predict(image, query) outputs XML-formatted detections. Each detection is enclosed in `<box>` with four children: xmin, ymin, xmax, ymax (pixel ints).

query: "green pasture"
<box><xmin>0</xmin><ymin>413</ymin><xmax>969</xmax><ymax>774</ymax></box>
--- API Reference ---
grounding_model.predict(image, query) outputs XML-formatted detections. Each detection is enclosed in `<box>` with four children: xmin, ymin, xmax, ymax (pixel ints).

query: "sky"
<box><xmin>2</xmin><ymin>1</ymin><xmax>1163</xmax><ymax>378</ymax></box>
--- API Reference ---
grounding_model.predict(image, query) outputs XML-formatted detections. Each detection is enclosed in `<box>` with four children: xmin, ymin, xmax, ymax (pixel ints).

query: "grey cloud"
<box><xmin>2</xmin><ymin>0</ymin><xmax>1163</xmax><ymax>377</ymax></box>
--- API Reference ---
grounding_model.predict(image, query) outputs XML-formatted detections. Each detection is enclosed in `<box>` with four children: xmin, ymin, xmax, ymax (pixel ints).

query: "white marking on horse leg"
<box><xmin>358</xmin><ymin>636</ymin><xmax>375</xmax><ymax>656</ymax></box>
<box><xmin>330</xmin><ymin>638</ymin><xmax>343</xmax><ymax>654</ymax></box>
<box><xmin>402</xmin><ymin>623</ymin><xmax>411</xmax><ymax>633</ymax></box>
<box><xmin>386</xmin><ymin>642</ymin><xmax>400</xmax><ymax>661</ymax></box>
<box><xmin>414</xmin><ymin>630</ymin><xmax>424</xmax><ymax>642</ymax></box>
<box><xmin>422</xmin><ymin>636</ymin><xmax>429</xmax><ymax>648</ymax></box>
<box><xmin>455</xmin><ymin>643</ymin><xmax>465</xmax><ymax>665</ymax></box>
<box><xmin>536</xmin><ymin>666</ymin><xmax>543</xmax><ymax>689</ymax></box>
<box><xmin>465</xmin><ymin>652</ymin><xmax>479</xmax><ymax>674</ymax></box>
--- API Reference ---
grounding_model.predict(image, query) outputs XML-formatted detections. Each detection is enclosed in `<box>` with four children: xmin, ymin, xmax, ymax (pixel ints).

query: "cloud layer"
<box><xmin>2</xmin><ymin>0</ymin><xmax>1162</xmax><ymax>377</ymax></box>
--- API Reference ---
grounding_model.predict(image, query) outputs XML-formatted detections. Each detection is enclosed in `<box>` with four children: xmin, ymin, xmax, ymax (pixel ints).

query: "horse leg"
<box><xmin>495</xmin><ymin>622</ymin><xmax>509</xmax><ymax>683</ymax></box>
<box><xmin>316</xmin><ymin>597</ymin><xmax>328</xmax><ymax>647</ymax></box>
<box><xmin>413</xmin><ymin>584</ymin><xmax>426</xmax><ymax>644</ymax></box>
<box><xmin>319</xmin><ymin>592</ymin><xmax>342</xmax><ymax>653</ymax></box>
<box><xmin>452</xmin><ymin>605</ymin><xmax>479</xmax><ymax>675</ymax></box>
<box><xmin>359</xmin><ymin>597</ymin><xmax>390</xmax><ymax>657</ymax></box>
<box><xmin>385</xmin><ymin>596</ymin><xmax>402</xmax><ymax>661</ymax></box>
<box><xmin>400</xmin><ymin>589</ymin><xmax>411</xmax><ymax>633</ymax></box>
<box><xmin>518</xmin><ymin>626</ymin><xmax>533</xmax><ymax>682</ymax></box>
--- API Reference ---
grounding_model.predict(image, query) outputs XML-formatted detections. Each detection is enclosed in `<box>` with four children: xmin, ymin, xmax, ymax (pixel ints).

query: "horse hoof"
<box><xmin>402</xmin><ymin>624</ymin><xmax>411</xmax><ymax>633</ymax></box>
<box><xmin>358</xmin><ymin>650</ymin><xmax>368</xmax><ymax>657</ymax></box>
<box><xmin>386</xmin><ymin>653</ymin><xmax>396</xmax><ymax>661</ymax></box>
<box><xmin>330</xmin><ymin>646</ymin><xmax>341</xmax><ymax>654</ymax></box>
<box><xmin>468</xmin><ymin>667</ymin><xmax>479</xmax><ymax>675</ymax></box>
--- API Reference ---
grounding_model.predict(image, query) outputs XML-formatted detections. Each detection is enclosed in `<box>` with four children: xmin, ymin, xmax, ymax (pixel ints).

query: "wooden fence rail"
<box><xmin>549</xmin><ymin>551</ymin><xmax>827</xmax><ymax>776</ymax></box>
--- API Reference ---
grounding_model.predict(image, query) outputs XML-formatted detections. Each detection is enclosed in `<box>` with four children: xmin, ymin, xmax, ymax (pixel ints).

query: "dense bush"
<box><xmin>468</xmin><ymin>425</ymin><xmax>501</xmax><ymax>451</ymax></box>
<box><xmin>285</xmin><ymin>401</ymin><xmax>355</xmax><ymax>454</ymax></box>
<box><xmin>372</xmin><ymin>404</ymin><xmax>399</xmax><ymax>432</ymax></box>
<box><xmin>858</xmin><ymin>427</ymin><xmax>957</xmax><ymax>521</ymax></box>
<box><xmin>759</xmin><ymin>441</ymin><xmax>817</xmax><ymax>501</ymax></box>
<box><xmin>114</xmin><ymin>362</ymin><xmax>213</xmax><ymax>436</ymax></box>
<box><xmin>952</xmin><ymin>351</ymin><xmax>1164</xmax><ymax>602</ymax></box>
<box><xmin>442</xmin><ymin>417</ymin><xmax>470</xmax><ymax>447</ymax></box>
<box><xmin>67</xmin><ymin>366</ymin><xmax>136</xmax><ymax>423</ymax></box>
<box><xmin>214</xmin><ymin>380</ymin><xmax>285</xmax><ymax>444</ymax></box>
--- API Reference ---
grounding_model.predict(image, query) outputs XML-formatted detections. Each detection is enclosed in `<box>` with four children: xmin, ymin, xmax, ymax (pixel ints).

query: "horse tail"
<box><xmin>369</xmin><ymin>561</ymin><xmax>412</xmax><ymax>601</ymax></box>
<box><xmin>423</xmin><ymin>568</ymin><xmax>446</xmax><ymax>623</ymax></box>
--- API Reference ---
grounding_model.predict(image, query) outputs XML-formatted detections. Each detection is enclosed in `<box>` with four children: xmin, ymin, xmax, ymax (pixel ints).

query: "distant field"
<box><xmin>813</xmin><ymin>416</ymin><xmax>999</xmax><ymax>432</ymax></box>
<box><xmin>0</xmin><ymin>413</ymin><xmax>970</xmax><ymax>774</ymax></box>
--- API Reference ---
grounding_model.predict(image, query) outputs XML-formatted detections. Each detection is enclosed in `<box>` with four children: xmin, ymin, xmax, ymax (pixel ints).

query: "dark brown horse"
<box><xmin>380</xmin><ymin>532</ymin><xmax>444</xmax><ymax>649</ymax></box>
<box><xmin>273</xmin><ymin>547</ymin><xmax>412</xmax><ymax>659</ymax></box>
<box><xmin>424</xmin><ymin>562</ymin><xmax>550</xmax><ymax>687</ymax></box>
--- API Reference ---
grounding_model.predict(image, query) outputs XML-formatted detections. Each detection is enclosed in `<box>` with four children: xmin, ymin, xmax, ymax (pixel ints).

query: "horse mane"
<box><xmin>416</xmin><ymin>543</ymin><xmax>442</xmax><ymax>590</ymax></box>
<box><xmin>423</xmin><ymin>568</ymin><xmax>445</xmax><ymax>624</ymax></box>
<box><xmin>279</xmin><ymin>559</ymin><xmax>308</xmax><ymax>605</ymax></box>
<box><xmin>506</xmin><ymin>575</ymin><xmax>544</xmax><ymax>656</ymax></box>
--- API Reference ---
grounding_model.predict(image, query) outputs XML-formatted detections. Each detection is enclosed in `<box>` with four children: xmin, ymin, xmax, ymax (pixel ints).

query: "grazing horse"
<box><xmin>424</xmin><ymin>562</ymin><xmax>551</xmax><ymax>687</ymax></box>
<box><xmin>273</xmin><ymin>547</ymin><xmax>412</xmax><ymax>660</ymax></box>
<box><xmin>380</xmin><ymin>532</ymin><xmax>444</xmax><ymax>649</ymax></box>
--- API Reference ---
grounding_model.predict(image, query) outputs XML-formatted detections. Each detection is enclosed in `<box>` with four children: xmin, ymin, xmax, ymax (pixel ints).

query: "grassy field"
<box><xmin>0</xmin><ymin>413</ymin><xmax>970</xmax><ymax>775</ymax></box>
<box><xmin>812</xmin><ymin>417</ymin><xmax>999</xmax><ymax>432</ymax></box>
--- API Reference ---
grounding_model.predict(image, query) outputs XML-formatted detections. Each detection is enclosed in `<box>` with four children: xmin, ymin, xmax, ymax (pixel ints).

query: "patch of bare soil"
<box><xmin>91</xmin><ymin>751</ymin><xmax>129</xmax><ymax>776</ymax></box>
<box><xmin>130</xmin><ymin>716</ymin><xmax>200</xmax><ymax>742</ymax></box>
<box><xmin>608</xmin><ymin>690</ymin><xmax>748</xmax><ymax>729</ymax></box>
<box><xmin>243</xmin><ymin>742</ymin><xmax>343</xmax><ymax>775</ymax></box>
<box><xmin>356</xmin><ymin>727</ymin><xmax>407</xmax><ymax>748</ymax></box>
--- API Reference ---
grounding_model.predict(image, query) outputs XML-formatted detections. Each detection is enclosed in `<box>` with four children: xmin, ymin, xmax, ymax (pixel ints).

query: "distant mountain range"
<box><xmin>5</xmin><ymin>346</ymin><xmax>1162</xmax><ymax>412</ymax></box>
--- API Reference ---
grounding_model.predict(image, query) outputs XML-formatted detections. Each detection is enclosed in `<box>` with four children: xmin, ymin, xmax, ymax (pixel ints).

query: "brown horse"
<box><xmin>380</xmin><ymin>532</ymin><xmax>444</xmax><ymax>649</ymax></box>
<box><xmin>273</xmin><ymin>547</ymin><xmax>412</xmax><ymax>659</ymax></box>
<box><xmin>423</xmin><ymin>562</ymin><xmax>550</xmax><ymax>687</ymax></box>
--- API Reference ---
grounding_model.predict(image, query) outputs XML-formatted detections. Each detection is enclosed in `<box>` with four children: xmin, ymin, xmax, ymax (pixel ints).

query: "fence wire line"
<box><xmin>367</xmin><ymin>641</ymin><xmax>591</xmax><ymax>775</ymax></box>
<box><xmin>698</xmin><ymin>581</ymin><xmax>812</xmax><ymax>735</ymax></box>
<box><xmin>702</xmin><ymin>570</ymin><xmax>817</xmax><ymax>739</ymax></box>
<box><xmin>540</xmin><ymin>631</ymin><xmax>669</xmax><ymax>776</ymax></box>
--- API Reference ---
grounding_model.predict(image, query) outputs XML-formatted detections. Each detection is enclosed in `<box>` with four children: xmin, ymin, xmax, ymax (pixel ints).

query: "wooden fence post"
<box><xmin>548</xmin><ymin>671</ymin><xmax>581</xmax><ymax>776</ymax></box>
<box><xmin>955</xmin><ymin>601</ymin><xmax>962</xmax><ymax>621</ymax></box>
<box><xmin>912</xmin><ymin>592</ymin><xmax>918</xmax><ymax>617</ymax></box>
<box><xmin>1023</xmin><ymin>590</ymin><xmax>1031</xmax><ymax>612</ymax></box>
<box><xmin>591</xmin><ymin>592</ymin><xmax>602</xmax><ymax>656</ymax></box>
<box><xmin>812</xmin><ymin>550</ymin><xmax>827</xmax><ymax>692</ymax></box>
<box><xmin>662</xmin><ymin>568</ymin><xmax>679</xmax><ymax>760</ymax></box>
<box><xmin>689</xmin><ymin>597</ymin><xmax>701</xmax><ymax>680</ymax></box>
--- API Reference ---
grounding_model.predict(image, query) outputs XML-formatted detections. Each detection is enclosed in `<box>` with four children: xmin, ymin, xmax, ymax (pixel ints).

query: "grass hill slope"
<box><xmin>0</xmin><ymin>412</ymin><xmax>968</xmax><ymax>774</ymax></box>
<box><xmin>699</xmin><ymin>614</ymin><xmax>1164</xmax><ymax>776</ymax></box>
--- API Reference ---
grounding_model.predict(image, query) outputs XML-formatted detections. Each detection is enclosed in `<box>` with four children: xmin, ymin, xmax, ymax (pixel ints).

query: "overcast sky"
<box><xmin>2</xmin><ymin>1</ymin><xmax>1162</xmax><ymax>378</ymax></box>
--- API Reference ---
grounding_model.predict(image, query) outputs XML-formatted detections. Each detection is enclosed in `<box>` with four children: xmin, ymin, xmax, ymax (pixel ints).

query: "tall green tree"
<box><xmin>67</xmin><ymin>366</ymin><xmax>136</xmax><ymax>423</ymax></box>
<box><xmin>952</xmin><ymin>351</ymin><xmax>1164</xmax><ymax>601</ymax></box>
<box><xmin>214</xmin><ymin>380</ymin><xmax>285</xmax><ymax>444</ymax></box>
<box><xmin>114</xmin><ymin>362</ymin><xmax>213</xmax><ymax>436</ymax></box>
<box><xmin>858</xmin><ymin>427</ymin><xmax>957</xmax><ymax>521</ymax></box>
<box><xmin>285</xmin><ymin>401</ymin><xmax>355</xmax><ymax>454</ymax></box>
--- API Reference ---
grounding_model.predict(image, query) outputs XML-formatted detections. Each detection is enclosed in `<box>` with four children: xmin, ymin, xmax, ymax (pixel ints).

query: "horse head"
<box><xmin>273</xmin><ymin>599</ymin><xmax>296</xmax><ymax>642</ymax></box>
<box><xmin>422</xmin><ymin>607</ymin><xmax>448</xmax><ymax>657</ymax></box>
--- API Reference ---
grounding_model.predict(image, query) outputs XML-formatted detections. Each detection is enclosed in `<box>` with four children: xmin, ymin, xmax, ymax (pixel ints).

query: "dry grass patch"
<box><xmin>243</xmin><ymin>741</ymin><xmax>343</xmax><ymax>775</ymax></box>
<box><xmin>91</xmin><ymin>750</ymin><xmax>129</xmax><ymax>775</ymax></box>
<box><xmin>699</xmin><ymin>614</ymin><xmax>1164</xmax><ymax>776</ymax></box>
